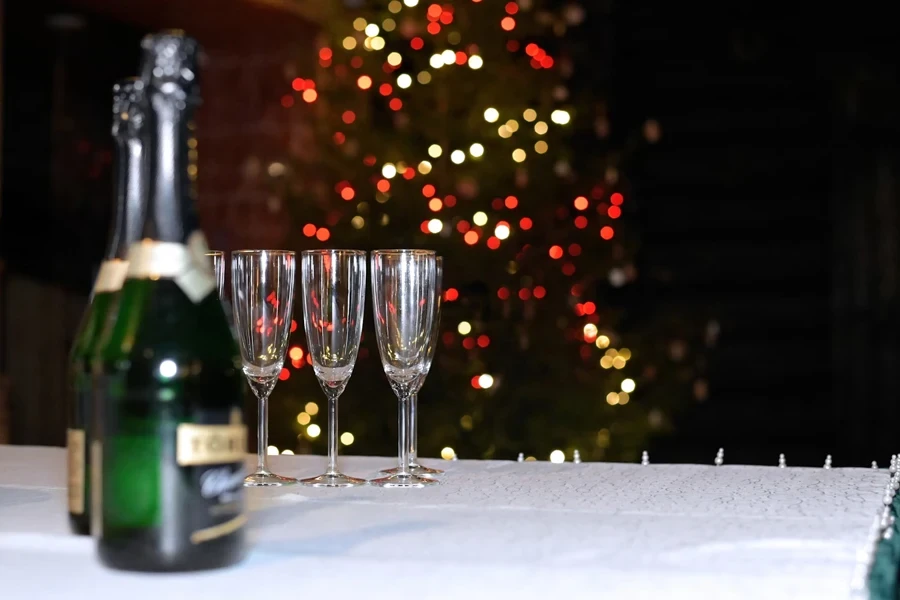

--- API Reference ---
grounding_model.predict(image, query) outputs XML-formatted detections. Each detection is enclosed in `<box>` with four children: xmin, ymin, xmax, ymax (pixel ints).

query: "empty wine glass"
<box><xmin>369</xmin><ymin>249</ymin><xmax>438</xmax><ymax>488</ymax></box>
<box><xmin>231</xmin><ymin>250</ymin><xmax>297</xmax><ymax>486</ymax></box>
<box><xmin>382</xmin><ymin>256</ymin><xmax>443</xmax><ymax>476</ymax></box>
<box><xmin>299</xmin><ymin>250</ymin><xmax>367</xmax><ymax>488</ymax></box>
<box><xmin>206</xmin><ymin>251</ymin><xmax>225</xmax><ymax>299</ymax></box>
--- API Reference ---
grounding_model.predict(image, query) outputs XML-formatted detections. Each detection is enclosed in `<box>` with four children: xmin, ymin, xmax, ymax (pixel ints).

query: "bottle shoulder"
<box><xmin>70</xmin><ymin>292</ymin><xmax>118</xmax><ymax>362</ymax></box>
<box><xmin>96</xmin><ymin>278</ymin><xmax>238</xmax><ymax>367</ymax></box>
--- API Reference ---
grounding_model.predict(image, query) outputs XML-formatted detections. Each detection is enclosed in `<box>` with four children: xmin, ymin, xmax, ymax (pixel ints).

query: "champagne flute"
<box><xmin>231</xmin><ymin>250</ymin><xmax>297</xmax><ymax>486</ymax></box>
<box><xmin>382</xmin><ymin>256</ymin><xmax>443</xmax><ymax>476</ymax></box>
<box><xmin>206</xmin><ymin>251</ymin><xmax>225</xmax><ymax>299</ymax></box>
<box><xmin>299</xmin><ymin>250</ymin><xmax>367</xmax><ymax>487</ymax></box>
<box><xmin>369</xmin><ymin>250</ymin><xmax>438</xmax><ymax>488</ymax></box>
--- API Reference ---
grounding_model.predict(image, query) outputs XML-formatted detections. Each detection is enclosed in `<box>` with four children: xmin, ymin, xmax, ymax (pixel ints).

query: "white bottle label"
<box><xmin>125</xmin><ymin>232</ymin><xmax>216</xmax><ymax>303</ymax></box>
<box><xmin>93</xmin><ymin>259</ymin><xmax>129</xmax><ymax>294</ymax></box>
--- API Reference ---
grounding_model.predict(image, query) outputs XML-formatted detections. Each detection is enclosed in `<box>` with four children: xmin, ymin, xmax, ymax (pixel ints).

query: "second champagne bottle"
<box><xmin>66</xmin><ymin>77</ymin><xmax>146</xmax><ymax>535</ymax></box>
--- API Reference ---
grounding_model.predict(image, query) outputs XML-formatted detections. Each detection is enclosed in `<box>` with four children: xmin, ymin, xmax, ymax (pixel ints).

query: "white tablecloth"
<box><xmin>0</xmin><ymin>445</ymin><xmax>888</xmax><ymax>599</ymax></box>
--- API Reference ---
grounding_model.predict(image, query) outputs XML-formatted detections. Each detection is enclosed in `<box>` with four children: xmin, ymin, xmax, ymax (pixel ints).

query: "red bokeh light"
<box><xmin>505</xmin><ymin>195</ymin><xmax>518</xmax><ymax>209</ymax></box>
<box><xmin>340</xmin><ymin>187</ymin><xmax>355</xmax><ymax>201</ymax></box>
<box><xmin>333</xmin><ymin>132</ymin><xmax>345</xmax><ymax>145</ymax></box>
<box><xmin>444</xmin><ymin>288</ymin><xmax>459</xmax><ymax>301</ymax></box>
<box><xmin>316</xmin><ymin>228</ymin><xmax>330</xmax><ymax>241</ymax></box>
<box><xmin>533</xmin><ymin>286</ymin><xmax>546</xmax><ymax>299</ymax></box>
<box><xmin>608</xmin><ymin>205</ymin><xmax>622</xmax><ymax>219</ymax></box>
<box><xmin>376</xmin><ymin>179</ymin><xmax>391</xmax><ymax>193</ymax></box>
<box><xmin>280</xmin><ymin>95</ymin><xmax>294</xmax><ymax>108</ymax></box>
<box><xmin>290</xmin><ymin>319</ymin><xmax>298</xmax><ymax>332</ymax></box>
<box><xmin>463</xmin><ymin>337</ymin><xmax>476</xmax><ymax>350</ymax></box>
<box><xmin>420</xmin><ymin>220</ymin><xmax>430</xmax><ymax>234</ymax></box>
<box><xmin>457</xmin><ymin>220</ymin><xmax>471</xmax><ymax>233</ymax></box>
<box><xmin>500</xmin><ymin>16</ymin><xmax>515</xmax><ymax>30</ymax></box>
<box><xmin>428</xmin><ymin>198</ymin><xmax>443</xmax><ymax>211</ymax></box>
<box><xmin>342</xmin><ymin>110</ymin><xmax>356</xmax><ymax>124</ymax></box>
<box><xmin>427</xmin><ymin>22</ymin><xmax>441</xmax><ymax>35</ymax></box>
<box><xmin>278</xmin><ymin>368</ymin><xmax>290</xmax><ymax>381</ymax></box>
<box><xmin>487</xmin><ymin>236</ymin><xmax>501</xmax><ymax>250</ymax></box>
<box><xmin>302</xmin><ymin>223</ymin><xmax>316</xmax><ymax>237</ymax></box>
<box><xmin>574</xmin><ymin>216</ymin><xmax>588</xmax><ymax>229</ymax></box>
<box><xmin>562</xmin><ymin>263</ymin><xmax>576</xmax><ymax>276</ymax></box>
<box><xmin>600</xmin><ymin>226</ymin><xmax>615</xmax><ymax>240</ymax></box>
<box><xmin>505</xmin><ymin>1</ymin><xmax>519</xmax><ymax>14</ymax></box>
<box><xmin>422</xmin><ymin>184</ymin><xmax>436</xmax><ymax>197</ymax></box>
<box><xmin>318</xmin><ymin>48</ymin><xmax>333</xmax><ymax>61</ymax></box>
<box><xmin>379</xmin><ymin>83</ymin><xmax>393</xmax><ymax>96</ymax></box>
<box><xmin>573</xmin><ymin>196</ymin><xmax>589</xmax><ymax>211</ymax></box>
<box><xmin>568</xmin><ymin>243</ymin><xmax>582</xmax><ymax>256</ymax></box>
<box><xmin>411</xmin><ymin>37</ymin><xmax>425</xmax><ymax>50</ymax></box>
<box><xmin>444</xmin><ymin>194</ymin><xmax>457</xmax><ymax>207</ymax></box>
<box><xmin>518</xmin><ymin>288</ymin><xmax>532</xmax><ymax>301</ymax></box>
<box><xmin>549</xmin><ymin>245</ymin><xmax>564</xmax><ymax>259</ymax></box>
<box><xmin>610</xmin><ymin>192</ymin><xmax>624</xmax><ymax>205</ymax></box>
<box><xmin>520</xmin><ymin>217</ymin><xmax>533</xmax><ymax>230</ymax></box>
<box><xmin>471</xmin><ymin>375</ymin><xmax>481</xmax><ymax>388</ymax></box>
<box><xmin>389</xmin><ymin>98</ymin><xmax>403</xmax><ymax>111</ymax></box>
<box><xmin>497</xmin><ymin>287</ymin><xmax>510</xmax><ymax>300</ymax></box>
<box><xmin>455</xmin><ymin>51</ymin><xmax>468</xmax><ymax>65</ymax></box>
<box><xmin>464</xmin><ymin>231</ymin><xmax>479</xmax><ymax>245</ymax></box>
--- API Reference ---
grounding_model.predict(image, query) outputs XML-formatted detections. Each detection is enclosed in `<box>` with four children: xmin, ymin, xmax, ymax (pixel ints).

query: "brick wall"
<box><xmin>195</xmin><ymin>45</ymin><xmax>302</xmax><ymax>252</ymax></box>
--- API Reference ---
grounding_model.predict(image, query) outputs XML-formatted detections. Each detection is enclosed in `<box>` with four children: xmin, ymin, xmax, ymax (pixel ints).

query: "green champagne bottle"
<box><xmin>67</xmin><ymin>77</ymin><xmax>145</xmax><ymax>535</ymax></box>
<box><xmin>94</xmin><ymin>31</ymin><xmax>247</xmax><ymax>572</ymax></box>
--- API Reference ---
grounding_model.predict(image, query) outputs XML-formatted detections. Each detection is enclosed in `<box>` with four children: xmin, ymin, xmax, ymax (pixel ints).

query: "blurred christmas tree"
<box><xmin>266</xmin><ymin>0</ymin><xmax>710</xmax><ymax>462</ymax></box>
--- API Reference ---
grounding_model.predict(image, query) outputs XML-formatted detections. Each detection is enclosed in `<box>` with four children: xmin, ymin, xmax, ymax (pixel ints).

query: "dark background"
<box><xmin>2</xmin><ymin>0</ymin><xmax>899</xmax><ymax>465</ymax></box>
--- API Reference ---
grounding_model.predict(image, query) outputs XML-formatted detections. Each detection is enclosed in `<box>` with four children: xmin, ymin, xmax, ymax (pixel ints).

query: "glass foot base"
<box><xmin>300</xmin><ymin>472</ymin><xmax>367</xmax><ymax>488</ymax></box>
<box><xmin>369</xmin><ymin>472</ymin><xmax>439</xmax><ymax>488</ymax></box>
<box><xmin>244</xmin><ymin>470</ymin><xmax>298</xmax><ymax>487</ymax></box>
<box><xmin>380</xmin><ymin>463</ymin><xmax>444</xmax><ymax>476</ymax></box>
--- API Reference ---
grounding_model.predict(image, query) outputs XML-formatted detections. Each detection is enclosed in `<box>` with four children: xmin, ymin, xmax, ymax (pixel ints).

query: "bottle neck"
<box><xmin>141</xmin><ymin>92</ymin><xmax>200</xmax><ymax>245</ymax></box>
<box><xmin>107</xmin><ymin>136</ymin><xmax>145</xmax><ymax>261</ymax></box>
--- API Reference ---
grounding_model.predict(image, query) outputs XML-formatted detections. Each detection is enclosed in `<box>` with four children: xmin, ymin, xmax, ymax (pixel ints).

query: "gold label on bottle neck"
<box><xmin>176</xmin><ymin>423</ymin><xmax>247</xmax><ymax>466</ymax></box>
<box><xmin>66</xmin><ymin>429</ymin><xmax>85</xmax><ymax>515</ymax></box>
<box><xmin>125</xmin><ymin>232</ymin><xmax>215</xmax><ymax>303</ymax></box>
<box><xmin>93</xmin><ymin>260</ymin><xmax>129</xmax><ymax>294</ymax></box>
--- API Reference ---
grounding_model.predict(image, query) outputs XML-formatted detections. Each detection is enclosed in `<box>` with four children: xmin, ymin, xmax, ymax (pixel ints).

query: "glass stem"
<box><xmin>409</xmin><ymin>393</ymin><xmax>418</xmax><ymax>466</ymax></box>
<box><xmin>327</xmin><ymin>395</ymin><xmax>339</xmax><ymax>475</ymax></box>
<box><xmin>398</xmin><ymin>394</ymin><xmax>411</xmax><ymax>477</ymax></box>
<box><xmin>257</xmin><ymin>392</ymin><xmax>268</xmax><ymax>474</ymax></box>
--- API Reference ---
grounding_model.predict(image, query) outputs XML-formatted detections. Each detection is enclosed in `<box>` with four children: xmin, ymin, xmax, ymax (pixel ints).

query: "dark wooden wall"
<box><xmin>614</xmin><ymin>6</ymin><xmax>900</xmax><ymax>465</ymax></box>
